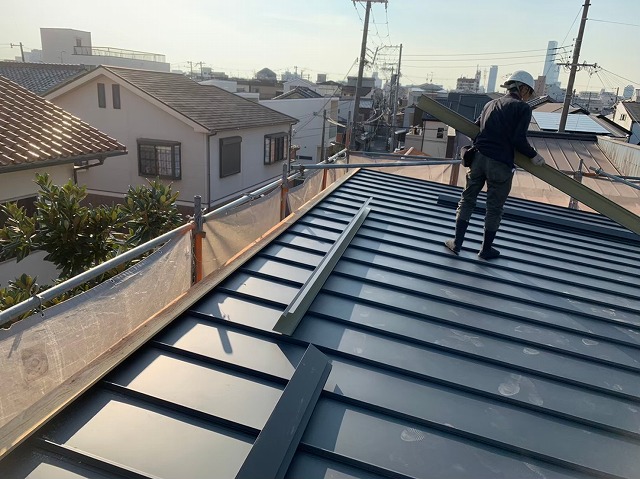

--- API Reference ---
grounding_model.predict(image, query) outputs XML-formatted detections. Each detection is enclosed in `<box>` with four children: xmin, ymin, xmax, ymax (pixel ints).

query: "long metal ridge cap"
<box><xmin>417</xmin><ymin>95</ymin><xmax>640</xmax><ymax>236</ymax></box>
<box><xmin>273</xmin><ymin>198</ymin><xmax>372</xmax><ymax>336</ymax></box>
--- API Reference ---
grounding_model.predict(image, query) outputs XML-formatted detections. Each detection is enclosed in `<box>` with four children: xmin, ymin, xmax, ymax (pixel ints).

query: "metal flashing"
<box><xmin>236</xmin><ymin>345</ymin><xmax>331</xmax><ymax>479</ymax></box>
<box><xmin>273</xmin><ymin>198</ymin><xmax>372</xmax><ymax>335</ymax></box>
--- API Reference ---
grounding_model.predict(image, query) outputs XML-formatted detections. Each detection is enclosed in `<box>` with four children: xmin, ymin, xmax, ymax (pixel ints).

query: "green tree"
<box><xmin>0</xmin><ymin>175</ymin><xmax>184</xmax><ymax>318</ymax></box>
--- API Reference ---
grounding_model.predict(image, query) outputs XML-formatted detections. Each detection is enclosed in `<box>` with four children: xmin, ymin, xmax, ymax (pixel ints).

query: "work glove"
<box><xmin>530</xmin><ymin>154</ymin><xmax>545</xmax><ymax>166</ymax></box>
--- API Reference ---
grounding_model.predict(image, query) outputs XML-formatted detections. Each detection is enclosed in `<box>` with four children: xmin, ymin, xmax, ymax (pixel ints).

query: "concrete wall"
<box><xmin>50</xmin><ymin>73</ymin><xmax>207</xmax><ymax>207</ymax></box>
<box><xmin>40</xmin><ymin>27</ymin><xmax>169</xmax><ymax>72</ymax></box>
<box><xmin>41</xmin><ymin>28</ymin><xmax>92</xmax><ymax>63</ymax></box>
<box><xmin>260</xmin><ymin>98</ymin><xmax>338</xmax><ymax>163</ymax></box>
<box><xmin>1</xmin><ymin>165</ymin><xmax>74</xmax><ymax>203</ymax></box>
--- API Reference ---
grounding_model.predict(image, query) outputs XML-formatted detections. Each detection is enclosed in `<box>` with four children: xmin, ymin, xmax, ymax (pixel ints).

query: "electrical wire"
<box><xmin>588</xmin><ymin>19</ymin><xmax>640</xmax><ymax>27</ymax></box>
<box><xmin>600</xmin><ymin>68</ymin><xmax>639</xmax><ymax>87</ymax></box>
<box><xmin>403</xmin><ymin>46</ymin><xmax>571</xmax><ymax>57</ymax></box>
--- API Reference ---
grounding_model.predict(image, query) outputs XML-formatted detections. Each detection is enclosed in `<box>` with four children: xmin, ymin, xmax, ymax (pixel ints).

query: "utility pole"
<box><xmin>391</xmin><ymin>43</ymin><xmax>403</xmax><ymax>151</ymax></box>
<box><xmin>558</xmin><ymin>0</ymin><xmax>590</xmax><ymax>132</ymax></box>
<box><xmin>10</xmin><ymin>42</ymin><xmax>25</xmax><ymax>62</ymax></box>
<box><xmin>320</xmin><ymin>109</ymin><xmax>327</xmax><ymax>162</ymax></box>
<box><xmin>350</xmin><ymin>0</ymin><xmax>387</xmax><ymax>150</ymax></box>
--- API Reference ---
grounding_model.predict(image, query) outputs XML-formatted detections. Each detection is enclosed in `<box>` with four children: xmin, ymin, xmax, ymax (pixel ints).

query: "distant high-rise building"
<box><xmin>456</xmin><ymin>70</ymin><xmax>481</xmax><ymax>93</ymax></box>
<box><xmin>623</xmin><ymin>84</ymin><xmax>635</xmax><ymax>99</ymax></box>
<box><xmin>543</xmin><ymin>40</ymin><xmax>560</xmax><ymax>87</ymax></box>
<box><xmin>487</xmin><ymin>65</ymin><xmax>498</xmax><ymax>93</ymax></box>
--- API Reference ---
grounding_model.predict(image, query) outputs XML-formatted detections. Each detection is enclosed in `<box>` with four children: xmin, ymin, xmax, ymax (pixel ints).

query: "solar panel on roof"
<box><xmin>532</xmin><ymin>111</ymin><xmax>610</xmax><ymax>134</ymax></box>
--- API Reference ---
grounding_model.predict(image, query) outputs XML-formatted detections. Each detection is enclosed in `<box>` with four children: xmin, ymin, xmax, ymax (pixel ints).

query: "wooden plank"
<box><xmin>417</xmin><ymin>95</ymin><xmax>640</xmax><ymax>236</ymax></box>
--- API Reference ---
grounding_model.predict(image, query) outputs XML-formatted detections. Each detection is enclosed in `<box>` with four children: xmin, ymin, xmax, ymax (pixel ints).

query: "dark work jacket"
<box><xmin>473</xmin><ymin>92</ymin><xmax>537</xmax><ymax>167</ymax></box>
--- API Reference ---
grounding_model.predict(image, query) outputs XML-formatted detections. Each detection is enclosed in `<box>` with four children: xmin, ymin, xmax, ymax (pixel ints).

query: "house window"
<box><xmin>97</xmin><ymin>83</ymin><xmax>106</xmax><ymax>108</ymax></box>
<box><xmin>264</xmin><ymin>133</ymin><xmax>289</xmax><ymax>164</ymax></box>
<box><xmin>112</xmin><ymin>84</ymin><xmax>121</xmax><ymax>109</ymax></box>
<box><xmin>220</xmin><ymin>136</ymin><xmax>242</xmax><ymax>177</ymax></box>
<box><xmin>620</xmin><ymin>113</ymin><xmax>627</xmax><ymax>121</ymax></box>
<box><xmin>138</xmin><ymin>140</ymin><xmax>181</xmax><ymax>179</ymax></box>
<box><xmin>436</xmin><ymin>127</ymin><xmax>444</xmax><ymax>139</ymax></box>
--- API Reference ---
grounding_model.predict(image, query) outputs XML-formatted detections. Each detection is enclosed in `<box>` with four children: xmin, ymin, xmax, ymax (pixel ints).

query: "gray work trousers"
<box><xmin>456</xmin><ymin>151</ymin><xmax>514</xmax><ymax>232</ymax></box>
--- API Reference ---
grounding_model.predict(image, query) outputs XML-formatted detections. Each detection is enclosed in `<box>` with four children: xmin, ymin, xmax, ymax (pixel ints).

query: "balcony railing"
<box><xmin>73</xmin><ymin>46</ymin><xmax>166</xmax><ymax>63</ymax></box>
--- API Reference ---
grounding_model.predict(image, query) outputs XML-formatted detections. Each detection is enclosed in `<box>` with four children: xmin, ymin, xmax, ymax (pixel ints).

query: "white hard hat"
<box><xmin>502</xmin><ymin>70</ymin><xmax>535</xmax><ymax>91</ymax></box>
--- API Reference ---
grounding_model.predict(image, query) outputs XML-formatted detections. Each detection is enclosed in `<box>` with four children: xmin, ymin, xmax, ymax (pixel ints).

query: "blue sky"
<box><xmin>1</xmin><ymin>0</ymin><xmax>638</xmax><ymax>92</ymax></box>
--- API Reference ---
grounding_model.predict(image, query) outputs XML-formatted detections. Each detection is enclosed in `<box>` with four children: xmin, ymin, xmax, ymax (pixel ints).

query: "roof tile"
<box><xmin>0</xmin><ymin>75</ymin><xmax>126</xmax><ymax>171</ymax></box>
<box><xmin>102</xmin><ymin>66</ymin><xmax>297</xmax><ymax>132</ymax></box>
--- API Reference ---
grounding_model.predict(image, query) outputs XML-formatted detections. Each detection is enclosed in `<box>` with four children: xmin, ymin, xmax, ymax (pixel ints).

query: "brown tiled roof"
<box><xmin>0</xmin><ymin>75</ymin><xmax>126</xmax><ymax>172</ymax></box>
<box><xmin>0</xmin><ymin>61</ymin><xmax>92</xmax><ymax>96</ymax></box>
<box><xmin>103</xmin><ymin>67</ymin><xmax>297</xmax><ymax>132</ymax></box>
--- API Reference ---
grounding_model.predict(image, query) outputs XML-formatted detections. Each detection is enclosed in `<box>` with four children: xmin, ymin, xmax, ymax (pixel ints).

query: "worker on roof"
<box><xmin>445</xmin><ymin>70</ymin><xmax>546</xmax><ymax>260</ymax></box>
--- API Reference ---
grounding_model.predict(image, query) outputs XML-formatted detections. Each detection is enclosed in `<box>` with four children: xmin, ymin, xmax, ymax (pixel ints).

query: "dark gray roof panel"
<box><xmin>104</xmin><ymin>67</ymin><xmax>296</xmax><ymax>132</ymax></box>
<box><xmin>4</xmin><ymin>168</ymin><xmax>640</xmax><ymax>478</ymax></box>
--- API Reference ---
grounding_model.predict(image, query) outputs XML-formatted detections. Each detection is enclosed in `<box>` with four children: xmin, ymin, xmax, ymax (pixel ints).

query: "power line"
<box><xmin>404</xmin><ymin>53</ymin><xmax>554</xmax><ymax>63</ymax></box>
<box><xmin>600</xmin><ymin>68</ymin><xmax>639</xmax><ymax>87</ymax></box>
<box><xmin>403</xmin><ymin>46</ymin><xmax>571</xmax><ymax>57</ymax></box>
<box><xmin>588</xmin><ymin>18</ymin><xmax>640</xmax><ymax>27</ymax></box>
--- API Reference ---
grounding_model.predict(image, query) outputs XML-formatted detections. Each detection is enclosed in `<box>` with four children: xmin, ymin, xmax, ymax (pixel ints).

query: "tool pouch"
<box><xmin>460</xmin><ymin>145</ymin><xmax>477</xmax><ymax>167</ymax></box>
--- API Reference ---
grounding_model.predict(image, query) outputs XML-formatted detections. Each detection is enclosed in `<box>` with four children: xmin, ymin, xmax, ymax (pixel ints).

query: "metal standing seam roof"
<box><xmin>3</xmin><ymin>169</ymin><xmax>640</xmax><ymax>478</ymax></box>
<box><xmin>100</xmin><ymin>67</ymin><xmax>298</xmax><ymax>132</ymax></box>
<box><xmin>0</xmin><ymin>62</ymin><xmax>92</xmax><ymax>96</ymax></box>
<box><xmin>0</xmin><ymin>76</ymin><xmax>127</xmax><ymax>171</ymax></box>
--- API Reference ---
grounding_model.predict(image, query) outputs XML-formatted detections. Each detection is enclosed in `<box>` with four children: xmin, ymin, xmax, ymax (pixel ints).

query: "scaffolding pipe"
<box><xmin>204</xmin><ymin>149</ymin><xmax>347</xmax><ymax>220</ymax></box>
<box><xmin>294</xmin><ymin>159</ymin><xmax>460</xmax><ymax>169</ymax></box>
<box><xmin>0</xmin><ymin>222</ymin><xmax>194</xmax><ymax>327</ymax></box>
<box><xmin>590</xmin><ymin>167</ymin><xmax>640</xmax><ymax>191</ymax></box>
<box><xmin>0</xmin><ymin>148</ymin><xmax>348</xmax><ymax>326</ymax></box>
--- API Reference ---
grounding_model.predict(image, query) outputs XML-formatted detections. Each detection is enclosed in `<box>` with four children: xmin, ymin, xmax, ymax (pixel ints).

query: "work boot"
<box><xmin>478</xmin><ymin>229</ymin><xmax>500</xmax><ymax>260</ymax></box>
<box><xmin>444</xmin><ymin>219</ymin><xmax>469</xmax><ymax>255</ymax></box>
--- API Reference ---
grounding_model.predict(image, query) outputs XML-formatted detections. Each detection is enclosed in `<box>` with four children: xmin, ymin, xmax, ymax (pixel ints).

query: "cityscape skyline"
<box><xmin>1</xmin><ymin>0</ymin><xmax>638</xmax><ymax>92</ymax></box>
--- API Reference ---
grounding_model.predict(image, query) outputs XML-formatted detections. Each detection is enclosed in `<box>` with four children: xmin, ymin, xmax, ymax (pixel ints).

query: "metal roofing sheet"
<box><xmin>532</xmin><ymin>112</ymin><xmax>610</xmax><ymax>134</ymax></box>
<box><xmin>3</xmin><ymin>169</ymin><xmax>640</xmax><ymax>478</ymax></box>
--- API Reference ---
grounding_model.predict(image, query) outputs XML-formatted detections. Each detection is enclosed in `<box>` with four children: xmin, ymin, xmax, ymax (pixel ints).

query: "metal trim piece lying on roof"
<box><xmin>273</xmin><ymin>198</ymin><xmax>372</xmax><ymax>335</ymax></box>
<box><xmin>417</xmin><ymin>95</ymin><xmax>640</xmax><ymax>236</ymax></box>
<box><xmin>236</xmin><ymin>345</ymin><xmax>331</xmax><ymax>479</ymax></box>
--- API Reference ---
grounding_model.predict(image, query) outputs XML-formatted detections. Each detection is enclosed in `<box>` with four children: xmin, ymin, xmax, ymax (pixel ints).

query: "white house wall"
<box><xmin>260</xmin><ymin>98</ymin><xmax>338</xmax><ymax>163</ymax></box>
<box><xmin>49</xmin><ymin>75</ymin><xmax>207</xmax><ymax>206</ymax></box>
<box><xmin>209</xmin><ymin>124</ymin><xmax>292</xmax><ymax>205</ymax></box>
<box><xmin>1</xmin><ymin>165</ymin><xmax>74</xmax><ymax>203</ymax></box>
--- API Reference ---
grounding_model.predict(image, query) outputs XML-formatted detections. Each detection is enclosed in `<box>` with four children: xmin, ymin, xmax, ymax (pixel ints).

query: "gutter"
<box><xmin>0</xmin><ymin>149</ymin><xmax>127</xmax><ymax>175</ymax></box>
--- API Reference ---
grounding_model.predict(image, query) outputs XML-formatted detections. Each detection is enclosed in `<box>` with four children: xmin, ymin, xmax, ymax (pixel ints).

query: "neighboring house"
<box><xmin>316</xmin><ymin>80</ymin><xmax>343</xmax><ymax>97</ymax></box>
<box><xmin>0</xmin><ymin>61</ymin><xmax>92</xmax><ymax>96</ymax></box>
<box><xmin>235</xmin><ymin>78</ymin><xmax>283</xmax><ymax>100</ymax></box>
<box><xmin>613</xmin><ymin>101</ymin><xmax>640</xmax><ymax>144</ymax></box>
<box><xmin>261</xmin><ymin>96</ymin><xmax>339</xmax><ymax>163</ymax></box>
<box><xmin>45</xmin><ymin>66</ymin><xmax>297</xmax><ymax>210</ymax></box>
<box><xmin>283</xmin><ymin>77</ymin><xmax>318</xmax><ymax>93</ymax></box>
<box><xmin>4</xmin><ymin>167</ymin><xmax>640</xmax><ymax>478</ymax></box>
<box><xmin>273</xmin><ymin>87</ymin><xmax>322</xmax><ymax>100</ymax></box>
<box><xmin>255</xmin><ymin>67</ymin><xmax>277</xmax><ymax>81</ymax></box>
<box><xmin>0</xmin><ymin>75</ymin><xmax>126</xmax><ymax>284</ymax></box>
<box><xmin>0</xmin><ymin>75</ymin><xmax>126</xmax><ymax>207</ymax></box>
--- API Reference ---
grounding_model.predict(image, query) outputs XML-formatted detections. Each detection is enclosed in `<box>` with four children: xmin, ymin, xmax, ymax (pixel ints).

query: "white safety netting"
<box><xmin>201</xmin><ymin>187</ymin><xmax>282</xmax><ymax>278</ymax></box>
<box><xmin>0</xmin><ymin>231</ymin><xmax>192</xmax><ymax>431</ymax></box>
<box><xmin>201</xmin><ymin>161</ymin><xmax>348</xmax><ymax>279</ymax></box>
<box><xmin>348</xmin><ymin>156</ymin><xmax>463</xmax><ymax>186</ymax></box>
